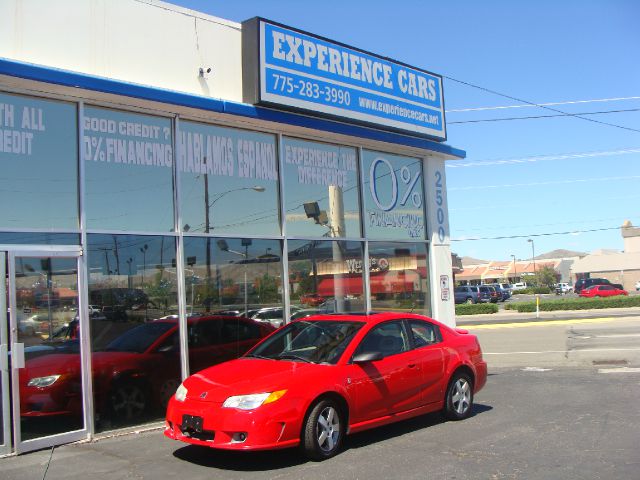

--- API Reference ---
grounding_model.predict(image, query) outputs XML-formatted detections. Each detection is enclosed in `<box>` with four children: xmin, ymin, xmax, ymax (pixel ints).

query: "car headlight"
<box><xmin>222</xmin><ymin>390</ymin><xmax>287</xmax><ymax>410</ymax></box>
<box><xmin>175</xmin><ymin>383</ymin><xmax>188</xmax><ymax>402</ymax></box>
<box><xmin>27</xmin><ymin>375</ymin><xmax>61</xmax><ymax>387</ymax></box>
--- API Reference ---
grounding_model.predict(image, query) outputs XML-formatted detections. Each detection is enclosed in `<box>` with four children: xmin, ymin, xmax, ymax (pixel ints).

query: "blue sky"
<box><xmin>169</xmin><ymin>0</ymin><xmax>640</xmax><ymax>262</ymax></box>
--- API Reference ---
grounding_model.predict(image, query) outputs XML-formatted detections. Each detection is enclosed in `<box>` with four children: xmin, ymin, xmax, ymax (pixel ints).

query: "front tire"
<box><xmin>302</xmin><ymin>399</ymin><xmax>344</xmax><ymax>461</ymax></box>
<box><xmin>109</xmin><ymin>380</ymin><xmax>148</xmax><ymax>424</ymax></box>
<box><xmin>444</xmin><ymin>372</ymin><xmax>473</xmax><ymax>420</ymax></box>
<box><xmin>465</xmin><ymin>297</ymin><xmax>474</xmax><ymax>304</ymax></box>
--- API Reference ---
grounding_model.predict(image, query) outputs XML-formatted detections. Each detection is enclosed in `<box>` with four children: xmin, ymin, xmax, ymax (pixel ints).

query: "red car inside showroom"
<box><xmin>165</xmin><ymin>312</ymin><xmax>487</xmax><ymax>460</ymax></box>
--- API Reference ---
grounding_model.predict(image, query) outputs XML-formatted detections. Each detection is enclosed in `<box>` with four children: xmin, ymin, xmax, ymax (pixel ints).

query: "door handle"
<box><xmin>12</xmin><ymin>343</ymin><xmax>25</xmax><ymax>369</ymax></box>
<box><xmin>407</xmin><ymin>363</ymin><xmax>417</xmax><ymax>368</ymax></box>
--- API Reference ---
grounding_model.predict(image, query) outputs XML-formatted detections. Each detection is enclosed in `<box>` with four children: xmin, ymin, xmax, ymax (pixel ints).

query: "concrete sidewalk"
<box><xmin>456</xmin><ymin>306</ymin><xmax>640</xmax><ymax>325</ymax></box>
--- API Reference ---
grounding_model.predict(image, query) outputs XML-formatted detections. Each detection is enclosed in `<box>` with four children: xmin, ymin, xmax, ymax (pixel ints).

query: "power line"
<box><xmin>451</xmin><ymin>226</ymin><xmax>623</xmax><ymax>242</ymax></box>
<box><xmin>446</xmin><ymin>147</ymin><xmax>640</xmax><ymax>168</ymax></box>
<box><xmin>443</xmin><ymin>74</ymin><xmax>640</xmax><ymax>134</ymax></box>
<box><xmin>449</xmin><ymin>175</ymin><xmax>640</xmax><ymax>192</ymax></box>
<box><xmin>449</xmin><ymin>108</ymin><xmax>640</xmax><ymax>125</ymax></box>
<box><xmin>446</xmin><ymin>96</ymin><xmax>640</xmax><ymax>113</ymax></box>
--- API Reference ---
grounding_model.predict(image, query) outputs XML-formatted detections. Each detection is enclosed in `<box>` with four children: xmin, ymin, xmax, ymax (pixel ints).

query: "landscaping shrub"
<box><xmin>505</xmin><ymin>295</ymin><xmax>640</xmax><ymax>313</ymax></box>
<box><xmin>455</xmin><ymin>303</ymin><xmax>499</xmax><ymax>315</ymax></box>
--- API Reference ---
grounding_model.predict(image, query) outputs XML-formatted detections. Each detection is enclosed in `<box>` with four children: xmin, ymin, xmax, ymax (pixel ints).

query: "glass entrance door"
<box><xmin>4</xmin><ymin>249</ymin><xmax>88</xmax><ymax>454</ymax></box>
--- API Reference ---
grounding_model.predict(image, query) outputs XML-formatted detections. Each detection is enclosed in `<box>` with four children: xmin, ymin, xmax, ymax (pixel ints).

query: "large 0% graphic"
<box><xmin>86</xmin><ymin>136</ymin><xmax>105</xmax><ymax>161</ymax></box>
<box><xmin>369</xmin><ymin>158</ymin><xmax>422</xmax><ymax>211</ymax></box>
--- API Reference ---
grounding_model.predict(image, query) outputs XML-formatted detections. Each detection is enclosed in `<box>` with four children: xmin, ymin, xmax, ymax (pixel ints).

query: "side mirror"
<box><xmin>157</xmin><ymin>344</ymin><xmax>177</xmax><ymax>354</ymax></box>
<box><xmin>352</xmin><ymin>351</ymin><xmax>383</xmax><ymax>363</ymax></box>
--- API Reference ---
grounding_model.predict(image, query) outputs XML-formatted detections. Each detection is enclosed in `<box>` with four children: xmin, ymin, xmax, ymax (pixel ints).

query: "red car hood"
<box><xmin>183</xmin><ymin>358</ymin><xmax>324</xmax><ymax>403</ymax></box>
<box><xmin>22</xmin><ymin>351</ymin><xmax>147</xmax><ymax>384</ymax></box>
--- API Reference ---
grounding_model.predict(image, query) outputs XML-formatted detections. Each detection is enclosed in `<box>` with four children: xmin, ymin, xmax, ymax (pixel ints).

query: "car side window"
<box><xmin>408</xmin><ymin>320</ymin><xmax>441</xmax><ymax>348</ymax></box>
<box><xmin>222</xmin><ymin>318</ymin><xmax>262</xmax><ymax>342</ymax></box>
<box><xmin>188</xmin><ymin>320</ymin><xmax>222</xmax><ymax>347</ymax></box>
<box><xmin>354</xmin><ymin>321</ymin><xmax>409</xmax><ymax>358</ymax></box>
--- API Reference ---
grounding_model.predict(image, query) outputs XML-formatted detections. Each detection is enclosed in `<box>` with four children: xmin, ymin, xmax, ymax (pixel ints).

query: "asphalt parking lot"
<box><xmin>1</xmin><ymin>312</ymin><xmax>639</xmax><ymax>480</ymax></box>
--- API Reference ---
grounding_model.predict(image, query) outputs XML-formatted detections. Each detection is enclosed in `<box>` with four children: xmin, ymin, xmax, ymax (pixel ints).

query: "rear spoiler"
<box><xmin>455</xmin><ymin>328</ymin><xmax>469</xmax><ymax>335</ymax></box>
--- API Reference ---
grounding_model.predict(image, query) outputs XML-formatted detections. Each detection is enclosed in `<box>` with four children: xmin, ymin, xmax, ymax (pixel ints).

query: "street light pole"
<box><xmin>139</xmin><ymin>244</ymin><xmax>148</xmax><ymax>286</ymax></box>
<box><xmin>527</xmin><ymin>239</ymin><xmax>537</xmax><ymax>281</ymax></box>
<box><xmin>217</xmin><ymin>239</ymin><xmax>251</xmax><ymax>316</ymax></box>
<box><xmin>203</xmin><ymin>181</ymin><xmax>264</xmax><ymax>311</ymax></box>
<box><xmin>510</xmin><ymin>254</ymin><xmax>517</xmax><ymax>284</ymax></box>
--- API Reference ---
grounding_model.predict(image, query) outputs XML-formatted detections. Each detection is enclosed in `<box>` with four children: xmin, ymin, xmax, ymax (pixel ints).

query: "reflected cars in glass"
<box><xmin>20</xmin><ymin>315</ymin><xmax>274</xmax><ymax>426</ymax></box>
<box><xmin>578</xmin><ymin>285</ymin><xmax>628</xmax><ymax>298</ymax></box>
<box><xmin>165</xmin><ymin>312</ymin><xmax>487</xmax><ymax>460</ymax></box>
<box><xmin>299</xmin><ymin>293</ymin><xmax>326</xmax><ymax>307</ymax></box>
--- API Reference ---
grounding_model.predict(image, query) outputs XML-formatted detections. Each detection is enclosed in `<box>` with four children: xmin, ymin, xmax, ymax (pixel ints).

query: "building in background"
<box><xmin>572</xmin><ymin>221</ymin><xmax>640</xmax><ymax>291</ymax></box>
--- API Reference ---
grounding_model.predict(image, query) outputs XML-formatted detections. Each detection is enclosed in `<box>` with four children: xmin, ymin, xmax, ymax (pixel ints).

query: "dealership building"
<box><xmin>0</xmin><ymin>0</ymin><xmax>464</xmax><ymax>454</ymax></box>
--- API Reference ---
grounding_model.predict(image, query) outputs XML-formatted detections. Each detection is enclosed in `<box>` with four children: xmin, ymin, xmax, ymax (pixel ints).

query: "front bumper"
<box><xmin>164</xmin><ymin>396</ymin><xmax>301</xmax><ymax>451</ymax></box>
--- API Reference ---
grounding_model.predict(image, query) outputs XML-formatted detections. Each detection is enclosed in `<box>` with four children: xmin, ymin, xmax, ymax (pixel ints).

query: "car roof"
<box><xmin>151</xmin><ymin>314</ymin><xmax>256</xmax><ymax>325</ymax></box>
<box><xmin>291</xmin><ymin>311</ymin><xmax>446</xmax><ymax>328</ymax></box>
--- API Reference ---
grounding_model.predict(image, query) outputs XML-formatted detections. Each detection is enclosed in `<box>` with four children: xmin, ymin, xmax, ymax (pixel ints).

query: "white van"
<box><xmin>511</xmin><ymin>282</ymin><xmax>527</xmax><ymax>291</ymax></box>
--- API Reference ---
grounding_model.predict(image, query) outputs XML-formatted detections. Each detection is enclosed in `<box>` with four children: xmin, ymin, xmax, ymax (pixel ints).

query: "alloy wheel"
<box><xmin>451</xmin><ymin>378</ymin><xmax>471</xmax><ymax>415</ymax></box>
<box><xmin>317</xmin><ymin>406</ymin><xmax>341</xmax><ymax>452</ymax></box>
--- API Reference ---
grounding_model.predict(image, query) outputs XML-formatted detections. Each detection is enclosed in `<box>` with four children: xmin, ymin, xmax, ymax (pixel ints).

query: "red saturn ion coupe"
<box><xmin>165</xmin><ymin>312</ymin><xmax>487</xmax><ymax>460</ymax></box>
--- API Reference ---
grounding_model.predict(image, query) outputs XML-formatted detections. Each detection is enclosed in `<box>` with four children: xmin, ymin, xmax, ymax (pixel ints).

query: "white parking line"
<box><xmin>589</xmin><ymin>333</ymin><xmax>640</xmax><ymax>339</ymax></box>
<box><xmin>484</xmin><ymin>347</ymin><xmax>640</xmax><ymax>355</ymax></box>
<box><xmin>467</xmin><ymin>317</ymin><xmax>619</xmax><ymax>330</ymax></box>
<box><xmin>598</xmin><ymin>367</ymin><xmax>640</xmax><ymax>374</ymax></box>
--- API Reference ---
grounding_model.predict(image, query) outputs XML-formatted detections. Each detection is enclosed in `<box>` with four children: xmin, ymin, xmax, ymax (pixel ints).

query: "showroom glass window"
<box><xmin>179</xmin><ymin>121</ymin><xmax>279</xmax><ymax>236</ymax></box>
<box><xmin>362</xmin><ymin>150</ymin><xmax>425</xmax><ymax>240</ymax></box>
<box><xmin>282</xmin><ymin>137</ymin><xmax>360</xmax><ymax>238</ymax></box>
<box><xmin>83</xmin><ymin>106</ymin><xmax>174</xmax><ymax>231</ymax></box>
<box><xmin>182</xmin><ymin>237</ymin><xmax>283</xmax><ymax>372</ymax></box>
<box><xmin>0</xmin><ymin>92</ymin><xmax>78</xmax><ymax>229</ymax></box>
<box><xmin>287</xmin><ymin>239</ymin><xmax>365</xmax><ymax>314</ymax></box>
<box><xmin>368</xmin><ymin>242</ymin><xmax>430</xmax><ymax>315</ymax></box>
<box><xmin>86</xmin><ymin>234</ymin><xmax>178</xmax><ymax>432</ymax></box>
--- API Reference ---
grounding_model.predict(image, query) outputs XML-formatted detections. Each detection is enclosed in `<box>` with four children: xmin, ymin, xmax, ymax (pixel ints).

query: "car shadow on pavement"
<box><xmin>172</xmin><ymin>444</ymin><xmax>306</xmax><ymax>470</ymax></box>
<box><xmin>345</xmin><ymin>403</ymin><xmax>493</xmax><ymax>452</ymax></box>
<box><xmin>171</xmin><ymin>404</ymin><xmax>492</xmax><ymax>470</ymax></box>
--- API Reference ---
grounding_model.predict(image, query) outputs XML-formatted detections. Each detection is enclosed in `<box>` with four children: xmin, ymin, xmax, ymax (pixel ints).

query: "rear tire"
<box><xmin>465</xmin><ymin>297</ymin><xmax>474</xmax><ymax>304</ymax></box>
<box><xmin>302</xmin><ymin>399</ymin><xmax>344</xmax><ymax>461</ymax></box>
<box><xmin>444</xmin><ymin>372</ymin><xmax>473</xmax><ymax>420</ymax></box>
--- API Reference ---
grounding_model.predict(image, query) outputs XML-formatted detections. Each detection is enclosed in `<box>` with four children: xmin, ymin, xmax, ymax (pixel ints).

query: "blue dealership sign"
<box><xmin>242</xmin><ymin>18</ymin><xmax>446</xmax><ymax>141</ymax></box>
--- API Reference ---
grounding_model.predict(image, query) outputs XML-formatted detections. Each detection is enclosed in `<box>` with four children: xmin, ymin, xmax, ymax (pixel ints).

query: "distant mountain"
<box><xmin>534</xmin><ymin>249</ymin><xmax>586</xmax><ymax>260</ymax></box>
<box><xmin>461</xmin><ymin>256</ymin><xmax>488</xmax><ymax>266</ymax></box>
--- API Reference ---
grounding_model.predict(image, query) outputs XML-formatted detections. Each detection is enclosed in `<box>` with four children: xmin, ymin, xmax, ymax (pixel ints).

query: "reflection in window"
<box><xmin>0</xmin><ymin>232</ymin><xmax>79</xmax><ymax>245</ymax></box>
<box><xmin>0</xmin><ymin>92</ymin><xmax>78</xmax><ymax>229</ymax></box>
<box><xmin>179</xmin><ymin>121</ymin><xmax>279</xmax><ymax>236</ymax></box>
<box><xmin>14</xmin><ymin>256</ymin><xmax>83</xmax><ymax>440</ymax></box>
<box><xmin>86</xmin><ymin>234</ymin><xmax>178</xmax><ymax>432</ymax></box>
<box><xmin>362</xmin><ymin>150</ymin><xmax>425</xmax><ymax>240</ymax></box>
<box><xmin>288</xmin><ymin>239</ymin><xmax>365</xmax><ymax>315</ymax></box>
<box><xmin>186</xmin><ymin>316</ymin><xmax>273</xmax><ymax>374</ymax></box>
<box><xmin>83</xmin><ymin>106</ymin><xmax>174</xmax><ymax>231</ymax></box>
<box><xmin>368</xmin><ymin>242</ymin><xmax>430</xmax><ymax>315</ymax></box>
<box><xmin>182</xmin><ymin>237</ymin><xmax>284</xmax><ymax>327</ymax></box>
<box><xmin>282</xmin><ymin>137</ymin><xmax>360</xmax><ymax>238</ymax></box>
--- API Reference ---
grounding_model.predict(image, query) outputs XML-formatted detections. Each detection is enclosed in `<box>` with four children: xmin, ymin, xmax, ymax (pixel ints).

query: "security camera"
<box><xmin>198</xmin><ymin>67</ymin><xmax>212</xmax><ymax>77</ymax></box>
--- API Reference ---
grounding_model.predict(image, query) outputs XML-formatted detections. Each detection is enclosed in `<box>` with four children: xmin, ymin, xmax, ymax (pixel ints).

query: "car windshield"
<box><xmin>246</xmin><ymin>320</ymin><xmax>364</xmax><ymax>365</ymax></box>
<box><xmin>103</xmin><ymin>321</ymin><xmax>175</xmax><ymax>353</ymax></box>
